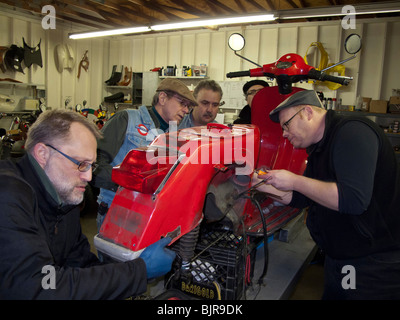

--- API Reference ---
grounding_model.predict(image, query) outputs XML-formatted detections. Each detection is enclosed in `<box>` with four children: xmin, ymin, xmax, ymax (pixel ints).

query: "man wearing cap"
<box><xmin>254</xmin><ymin>89</ymin><xmax>400</xmax><ymax>299</ymax></box>
<box><xmin>234</xmin><ymin>79</ymin><xmax>269</xmax><ymax>124</ymax></box>
<box><xmin>92</xmin><ymin>78</ymin><xmax>197</xmax><ymax>245</ymax></box>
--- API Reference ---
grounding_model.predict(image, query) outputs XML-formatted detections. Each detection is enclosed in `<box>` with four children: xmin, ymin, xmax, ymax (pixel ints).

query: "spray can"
<box><xmin>327</xmin><ymin>98</ymin><xmax>333</xmax><ymax>110</ymax></box>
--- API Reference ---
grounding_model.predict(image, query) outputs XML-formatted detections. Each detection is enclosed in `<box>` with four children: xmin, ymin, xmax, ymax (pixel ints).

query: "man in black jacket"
<box><xmin>234</xmin><ymin>79</ymin><xmax>269</xmax><ymax>124</ymax></box>
<box><xmin>0</xmin><ymin>109</ymin><xmax>175</xmax><ymax>299</ymax></box>
<box><xmin>253</xmin><ymin>90</ymin><xmax>400</xmax><ymax>299</ymax></box>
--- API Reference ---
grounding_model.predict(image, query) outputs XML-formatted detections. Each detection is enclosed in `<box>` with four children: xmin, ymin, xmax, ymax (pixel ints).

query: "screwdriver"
<box><xmin>234</xmin><ymin>169</ymin><xmax>270</xmax><ymax>199</ymax></box>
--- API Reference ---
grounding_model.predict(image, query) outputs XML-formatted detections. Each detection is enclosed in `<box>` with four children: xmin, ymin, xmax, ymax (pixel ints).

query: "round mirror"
<box><xmin>228</xmin><ymin>33</ymin><xmax>245</xmax><ymax>51</ymax></box>
<box><xmin>344</xmin><ymin>34</ymin><xmax>362</xmax><ymax>55</ymax></box>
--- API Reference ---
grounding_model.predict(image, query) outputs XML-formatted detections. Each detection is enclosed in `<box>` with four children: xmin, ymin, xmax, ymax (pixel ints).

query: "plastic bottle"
<box><xmin>323</xmin><ymin>98</ymin><xmax>327</xmax><ymax>109</ymax></box>
<box><xmin>355</xmin><ymin>95</ymin><xmax>362</xmax><ymax>111</ymax></box>
<box><xmin>327</xmin><ymin>98</ymin><xmax>333</xmax><ymax>110</ymax></box>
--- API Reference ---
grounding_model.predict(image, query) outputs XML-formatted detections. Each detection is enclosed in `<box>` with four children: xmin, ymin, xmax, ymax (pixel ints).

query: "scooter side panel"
<box><xmin>99</xmin><ymin>125</ymin><xmax>260</xmax><ymax>253</ymax></box>
<box><xmin>242</xmin><ymin>86</ymin><xmax>308</xmax><ymax>235</ymax></box>
<box><xmin>251</xmin><ymin>86</ymin><xmax>307</xmax><ymax>174</ymax></box>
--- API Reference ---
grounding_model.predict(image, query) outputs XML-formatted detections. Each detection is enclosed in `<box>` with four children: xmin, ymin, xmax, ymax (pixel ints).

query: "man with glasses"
<box><xmin>253</xmin><ymin>90</ymin><xmax>400</xmax><ymax>299</ymax></box>
<box><xmin>93</xmin><ymin>78</ymin><xmax>197</xmax><ymax>244</ymax></box>
<box><xmin>234</xmin><ymin>79</ymin><xmax>269</xmax><ymax>124</ymax></box>
<box><xmin>0</xmin><ymin>109</ymin><xmax>175</xmax><ymax>299</ymax></box>
<box><xmin>179</xmin><ymin>79</ymin><xmax>223</xmax><ymax>129</ymax></box>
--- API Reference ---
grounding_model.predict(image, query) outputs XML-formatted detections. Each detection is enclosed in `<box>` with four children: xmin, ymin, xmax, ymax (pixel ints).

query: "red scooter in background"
<box><xmin>94</xmin><ymin>33</ymin><xmax>360</xmax><ymax>299</ymax></box>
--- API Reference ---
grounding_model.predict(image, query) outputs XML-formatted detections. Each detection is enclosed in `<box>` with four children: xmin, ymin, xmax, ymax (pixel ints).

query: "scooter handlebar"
<box><xmin>226</xmin><ymin>70</ymin><xmax>251</xmax><ymax>78</ymax></box>
<box><xmin>226</xmin><ymin>63</ymin><xmax>351</xmax><ymax>87</ymax></box>
<box><xmin>308</xmin><ymin>68</ymin><xmax>350</xmax><ymax>85</ymax></box>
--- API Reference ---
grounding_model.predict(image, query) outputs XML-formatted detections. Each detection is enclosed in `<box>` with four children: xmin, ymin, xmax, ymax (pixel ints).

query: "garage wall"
<box><xmin>0</xmin><ymin>12</ymin><xmax>108</xmax><ymax>112</ymax></box>
<box><xmin>110</xmin><ymin>18</ymin><xmax>399</xmax><ymax>108</ymax></box>
<box><xmin>1</xmin><ymin>10</ymin><xmax>399</xmax><ymax>112</ymax></box>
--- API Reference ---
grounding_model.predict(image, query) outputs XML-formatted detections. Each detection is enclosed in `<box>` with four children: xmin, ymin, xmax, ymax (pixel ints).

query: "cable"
<box><xmin>253</xmin><ymin>197</ymin><xmax>269</xmax><ymax>285</ymax></box>
<box><xmin>242</xmin><ymin>194</ymin><xmax>269</xmax><ymax>286</ymax></box>
<box><xmin>212</xmin><ymin>281</ymin><xmax>222</xmax><ymax>300</ymax></box>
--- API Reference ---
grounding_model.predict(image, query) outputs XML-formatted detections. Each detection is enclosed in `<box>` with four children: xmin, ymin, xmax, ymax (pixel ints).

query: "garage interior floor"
<box><xmin>80</xmin><ymin>207</ymin><xmax>325</xmax><ymax>300</ymax></box>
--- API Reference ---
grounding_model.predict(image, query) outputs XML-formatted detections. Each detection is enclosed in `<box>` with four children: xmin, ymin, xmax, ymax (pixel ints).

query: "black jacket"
<box><xmin>0</xmin><ymin>155</ymin><xmax>147</xmax><ymax>299</ymax></box>
<box><xmin>233</xmin><ymin>105</ymin><xmax>251</xmax><ymax>124</ymax></box>
<box><xmin>291</xmin><ymin>111</ymin><xmax>400</xmax><ymax>259</ymax></box>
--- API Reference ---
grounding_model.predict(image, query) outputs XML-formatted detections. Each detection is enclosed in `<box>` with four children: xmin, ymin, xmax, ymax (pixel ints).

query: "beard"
<box><xmin>54</xmin><ymin>180</ymin><xmax>86</xmax><ymax>205</ymax></box>
<box><xmin>44</xmin><ymin>162</ymin><xmax>86</xmax><ymax>205</ymax></box>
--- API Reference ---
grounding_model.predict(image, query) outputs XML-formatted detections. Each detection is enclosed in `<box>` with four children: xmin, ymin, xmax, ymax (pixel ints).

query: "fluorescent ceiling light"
<box><xmin>151</xmin><ymin>14</ymin><xmax>276</xmax><ymax>31</ymax></box>
<box><xmin>69</xmin><ymin>26</ymin><xmax>151</xmax><ymax>39</ymax></box>
<box><xmin>281</xmin><ymin>9</ymin><xmax>400</xmax><ymax>19</ymax></box>
<box><xmin>69</xmin><ymin>14</ymin><xmax>276</xmax><ymax>39</ymax></box>
<box><xmin>279</xmin><ymin>2</ymin><xmax>400</xmax><ymax>19</ymax></box>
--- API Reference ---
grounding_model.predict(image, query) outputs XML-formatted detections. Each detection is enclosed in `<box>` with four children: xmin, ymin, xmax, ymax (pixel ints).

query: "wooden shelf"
<box><xmin>104</xmin><ymin>85</ymin><xmax>132</xmax><ymax>89</ymax></box>
<box><xmin>337</xmin><ymin>110</ymin><xmax>400</xmax><ymax>118</ymax></box>
<box><xmin>159</xmin><ymin>76</ymin><xmax>208</xmax><ymax>79</ymax></box>
<box><xmin>0</xmin><ymin>81</ymin><xmax>45</xmax><ymax>89</ymax></box>
<box><xmin>386</xmin><ymin>132</ymin><xmax>400</xmax><ymax>138</ymax></box>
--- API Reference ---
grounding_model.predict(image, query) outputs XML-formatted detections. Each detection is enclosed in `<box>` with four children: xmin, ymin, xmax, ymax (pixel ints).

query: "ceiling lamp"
<box><xmin>151</xmin><ymin>14</ymin><xmax>276</xmax><ymax>31</ymax></box>
<box><xmin>69</xmin><ymin>14</ymin><xmax>276</xmax><ymax>39</ymax></box>
<box><xmin>279</xmin><ymin>1</ymin><xmax>400</xmax><ymax>19</ymax></box>
<box><xmin>69</xmin><ymin>26</ymin><xmax>151</xmax><ymax>39</ymax></box>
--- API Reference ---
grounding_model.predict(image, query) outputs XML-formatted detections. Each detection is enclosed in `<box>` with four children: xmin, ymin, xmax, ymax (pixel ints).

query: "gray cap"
<box><xmin>269</xmin><ymin>90</ymin><xmax>323</xmax><ymax>123</ymax></box>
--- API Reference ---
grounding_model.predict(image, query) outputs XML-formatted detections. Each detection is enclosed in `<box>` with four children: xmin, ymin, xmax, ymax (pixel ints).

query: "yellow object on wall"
<box><xmin>304</xmin><ymin>42</ymin><xmax>345</xmax><ymax>90</ymax></box>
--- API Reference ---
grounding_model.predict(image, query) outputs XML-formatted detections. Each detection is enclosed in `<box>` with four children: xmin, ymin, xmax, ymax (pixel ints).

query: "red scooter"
<box><xmin>94</xmin><ymin>33</ymin><xmax>360</xmax><ymax>299</ymax></box>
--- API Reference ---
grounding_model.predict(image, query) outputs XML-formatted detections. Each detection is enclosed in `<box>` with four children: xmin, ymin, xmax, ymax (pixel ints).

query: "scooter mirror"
<box><xmin>344</xmin><ymin>33</ymin><xmax>362</xmax><ymax>55</ymax></box>
<box><xmin>228</xmin><ymin>33</ymin><xmax>262</xmax><ymax>68</ymax></box>
<box><xmin>228</xmin><ymin>33</ymin><xmax>245</xmax><ymax>51</ymax></box>
<box><xmin>322</xmin><ymin>33</ymin><xmax>362</xmax><ymax>73</ymax></box>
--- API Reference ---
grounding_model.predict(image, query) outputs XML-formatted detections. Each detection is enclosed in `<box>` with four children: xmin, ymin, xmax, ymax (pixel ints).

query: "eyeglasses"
<box><xmin>173</xmin><ymin>95</ymin><xmax>192</xmax><ymax>109</ymax></box>
<box><xmin>46</xmin><ymin>144</ymin><xmax>98</xmax><ymax>172</ymax></box>
<box><xmin>245</xmin><ymin>88</ymin><xmax>262</xmax><ymax>97</ymax></box>
<box><xmin>281</xmin><ymin>108</ymin><xmax>305</xmax><ymax>132</ymax></box>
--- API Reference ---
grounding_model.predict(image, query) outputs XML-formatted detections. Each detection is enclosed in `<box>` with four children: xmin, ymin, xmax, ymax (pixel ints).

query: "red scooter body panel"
<box><xmin>240</xmin><ymin>86</ymin><xmax>308</xmax><ymax>234</ymax></box>
<box><xmin>251</xmin><ymin>86</ymin><xmax>308</xmax><ymax>174</ymax></box>
<box><xmin>99</xmin><ymin>125</ymin><xmax>260</xmax><ymax>251</ymax></box>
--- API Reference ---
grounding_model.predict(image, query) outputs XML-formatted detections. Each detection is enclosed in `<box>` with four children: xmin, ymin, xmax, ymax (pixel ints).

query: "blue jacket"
<box><xmin>96</xmin><ymin>106</ymin><xmax>166</xmax><ymax>206</ymax></box>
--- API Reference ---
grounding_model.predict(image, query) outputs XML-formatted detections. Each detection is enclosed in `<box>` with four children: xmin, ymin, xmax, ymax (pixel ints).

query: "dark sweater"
<box><xmin>290</xmin><ymin>110</ymin><xmax>400</xmax><ymax>259</ymax></box>
<box><xmin>234</xmin><ymin>105</ymin><xmax>251</xmax><ymax>124</ymax></box>
<box><xmin>0</xmin><ymin>154</ymin><xmax>147</xmax><ymax>299</ymax></box>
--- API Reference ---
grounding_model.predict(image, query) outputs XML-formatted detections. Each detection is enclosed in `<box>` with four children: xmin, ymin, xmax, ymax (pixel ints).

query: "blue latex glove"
<box><xmin>140</xmin><ymin>237</ymin><xmax>176</xmax><ymax>279</ymax></box>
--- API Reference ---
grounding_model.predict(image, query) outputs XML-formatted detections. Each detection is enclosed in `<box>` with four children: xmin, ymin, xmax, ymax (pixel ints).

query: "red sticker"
<box><xmin>137</xmin><ymin>124</ymin><xmax>148</xmax><ymax>136</ymax></box>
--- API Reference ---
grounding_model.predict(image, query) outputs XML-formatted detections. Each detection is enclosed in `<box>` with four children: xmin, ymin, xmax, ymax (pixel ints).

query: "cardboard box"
<box><xmin>389</xmin><ymin>96</ymin><xmax>400</xmax><ymax>104</ymax></box>
<box><xmin>200</xmin><ymin>64</ymin><xmax>207</xmax><ymax>76</ymax></box>
<box><xmin>362</xmin><ymin>97</ymin><xmax>371</xmax><ymax>112</ymax></box>
<box><xmin>389</xmin><ymin>96</ymin><xmax>400</xmax><ymax>113</ymax></box>
<box><xmin>369</xmin><ymin>100</ymin><xmax>388</xmax><ymax>113</ymax></box>
<box><xmin>191</xmin><ymin>65</ymin><xmax>201</xmax><ymax>77</ymax></box>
